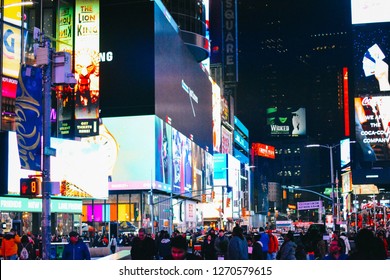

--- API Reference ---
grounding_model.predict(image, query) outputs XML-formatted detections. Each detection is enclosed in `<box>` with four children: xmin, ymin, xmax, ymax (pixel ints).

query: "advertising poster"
<box><xmin>3</xmin><ymin>0</ymin><xmax>23</xmax><ymax>26</ymax></box>
<box><xmin>2</xmin><ymin>24</ymin><xmax>23</xmax><ymax>78</ymax></box>
<box><xmin>212</xmin><ymin>80</ymin><xmax>222</xmax><ymax>153</ymax></box>
<box><xmin>172</xmin><ymin>128</ymin><xmax>192</xmax><ymax>196</ymax></box>
<box><xmin>221</xmin><ymin>126</ymin><xmax>232</xmax><ymax>154</ymax></box>
<box><xmin>351</xmin><ymin>0</ymin><xmax>390</xmax><ymax>25</ymax></box>
<box><xmin>266</xmin><ymin>107</ymin><xmax>306</xmax><ymax>137</ymax></box>
<box><xmin>155</xmin><ymin>117</ymin><xmax>172</xmax><ymax>191</ymax></box>
<box><xmin>191</xmin><ymin>142</ymin><xmax>204</xmax><ymax>199</ymax></box>
<box><xmin>205</xmin><ymin>151</ymin><xmax>214</xmax><ymax>189</ymax></box>
<box><xmin>15</xmin><ymin>65</ymin><xmax>42</xmax><ymax>171</ymax></box>
<box><xmin>351</xmin><ymin>3</ymin><xmax>390</xmax><ymax>184</ymax></box>
<box><xmin>354</xmin><ymin>96</ymin><xmax>390</xmax><ymax>161</ymax></box>
<box><xmin>56</xmin><ymin>5</ymin><xmax>74</xmax><ymax>52</ymax></box>
<box><xmin>352</xmin><ymin>24</ymin><xmax>390</xmax><ymax>95</ymax></box>
<box><xmin>74</xmin><ymin>0</ymin><xmax>100</xmax><ymax>137</ymax></box>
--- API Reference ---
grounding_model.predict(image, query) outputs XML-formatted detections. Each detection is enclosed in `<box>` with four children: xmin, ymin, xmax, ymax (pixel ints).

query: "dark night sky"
<box><xmin>235</xmin><ymin>0</ymin><xmax>351</xmax><ymax>142</ymax></box>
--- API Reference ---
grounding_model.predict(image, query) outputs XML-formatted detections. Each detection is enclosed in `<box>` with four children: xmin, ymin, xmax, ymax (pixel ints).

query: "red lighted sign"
<box><xmin>252</xmin><ymin>143</ymin><xmax>275</xmax><ymax>159</ymax></box>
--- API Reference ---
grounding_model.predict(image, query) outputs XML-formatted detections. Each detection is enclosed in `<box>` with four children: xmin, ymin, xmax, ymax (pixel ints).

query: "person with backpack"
<box><xmin>18</xmin><ymin>235</ymin><xmax>35</xmax><ymax>260</ymax></box>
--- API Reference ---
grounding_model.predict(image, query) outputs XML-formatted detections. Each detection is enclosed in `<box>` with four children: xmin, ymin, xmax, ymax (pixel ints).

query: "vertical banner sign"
<box><xmin>343</xmin><ymin>67</ymin><xmax>350</xmax><ymax>137</ymax></box>
<box><xmin>74</xmin><ymin>0</ymin><xmax>100</xmax><ymax>137</ymax></box>
<box><xmin>222</xmin><ymin>0</ymin><xmax>238</xmax><ymax>84</ymax></box>
<box><xmin>56</xmin><ymin>5</ymin><xmax>74</xmax><ymax>52</ymax></box>
<box><xmin>15</xmin><ymin>65</ymin><xmax>43</xmax><ymax>171</ymax></box>
<box><xmin>55</xmin><ymin>4</ymin><xmax>75</xmax><ymax>138</ymax></box>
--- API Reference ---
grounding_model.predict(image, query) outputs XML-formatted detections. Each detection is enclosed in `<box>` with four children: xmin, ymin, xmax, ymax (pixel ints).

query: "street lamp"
<box><xmin>306</xmin><ymin>144</ymin><xmax>338</xmax><ymax>231</ymax></box>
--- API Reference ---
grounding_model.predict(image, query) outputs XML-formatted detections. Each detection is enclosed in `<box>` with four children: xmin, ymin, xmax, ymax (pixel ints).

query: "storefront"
<box><xmin>82</xmin><ymin>192</ymin><xmax>201</xmax><ymax>236</ymax></box>
<box><xmin>0</xmin><ymin>196</ymin><xmax>82</xmax><ymax>236</ymax></box>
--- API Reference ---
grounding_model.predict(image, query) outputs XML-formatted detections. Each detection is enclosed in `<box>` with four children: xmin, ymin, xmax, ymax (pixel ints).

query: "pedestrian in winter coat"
<box><xmin>227</xmin><ymin>226</ymin><xmax>248</xmax><ymax>260</ymax></box>
<box><xmin>202</xmin><ymin>234</ymin><xmax>217</xmax><ymax>260</ymax></box>
<box><xmin>259</xmin><ymin>227</ymin><xmax>270</xmax><ymax>259</ymax></box>
<box><xmin>131</xmin><ymin>228</ymin><xmax>157</xmax><ymax>260</ymax></box>
<box><xmin>252</xmin><ymin>234</ymin><xmax>264</xmax><ymax>260</ymax></box>
<box><xmin>62</xmin><ymin>231</ymin><xmax>91</xmax><ymax>260</ymax></box>
<box><xmin>1</xmin><ymin>229</ymin><xmax>21</xmax><ymax>260</ymax></box>
<box><xmin>157</xmin><ymin>231</ymin><xmax>171</xmax><ymax>259</ymax></box>
<box><xmin>214</xmin><ymin>229</ymin><xmax>228</xmax><ymax>259</ymax></box>
<box><xmin>278</xmin><ymin>231</ymin><xmax>297</xmax><ymax>260</ymax></box>
<box><xmin>267</xmin><ymin>230</ymin><xmax>279</xmax><ymax>260</ymax></box>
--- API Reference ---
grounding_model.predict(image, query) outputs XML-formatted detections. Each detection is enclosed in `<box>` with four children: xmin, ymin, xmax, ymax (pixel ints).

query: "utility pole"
<box><xmin>41</xmin><ymin>38</ymin><xmax>52</xmax><ymax>260</ymax></box>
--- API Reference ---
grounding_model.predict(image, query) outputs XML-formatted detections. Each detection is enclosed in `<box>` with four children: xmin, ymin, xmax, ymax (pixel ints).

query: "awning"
<box><xmin>352</xmin><ymin>184</ymin><xmax>379</xmax><ymax>194</ymax></box>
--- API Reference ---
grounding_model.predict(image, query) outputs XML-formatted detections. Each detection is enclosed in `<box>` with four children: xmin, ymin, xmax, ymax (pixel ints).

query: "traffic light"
<box><xmin>20</xmin><ymin>178</ymin><xmax>40</xmax><ymax>196</ymax></box>
<box><xmin>226</xmin><ymin>198</ymin><xmax>231</xmax><ymax>207</ymax></box>
<box><xmin>202</xmin><ymin>194</ymin><xmax>206</xmax><ymax>203</ymax></box>
<box><xmin>211</xmin><ymin>191</ymin><xmax>215</xmax><ymax>199</ymax></box>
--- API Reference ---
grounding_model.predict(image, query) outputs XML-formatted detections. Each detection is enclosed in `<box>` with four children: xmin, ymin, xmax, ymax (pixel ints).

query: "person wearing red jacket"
<box><xmin>267</xmin><ymin>230</ymin><xmax>279</xmax><ymax>260</ymax></box>
<box><xmin>1</xmin><ymin>229</ymin><xmax>21</xmax><ymax>260</ymax></box>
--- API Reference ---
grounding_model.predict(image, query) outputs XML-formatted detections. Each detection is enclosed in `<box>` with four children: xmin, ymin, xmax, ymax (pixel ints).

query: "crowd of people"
<box><xmin>1</xmin><ymin>224</ymin><xmax>388</xmax><ymax>260</ymax></box>
<box><xmin>128</xmin><ymin>225</ymin><xmax>390</xmax><ymax>260</ymax></box>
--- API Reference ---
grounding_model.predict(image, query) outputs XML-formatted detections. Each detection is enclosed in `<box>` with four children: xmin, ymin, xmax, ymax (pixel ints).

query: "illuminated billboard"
<box><xmin>266</xmin><ymin>107</ymin><xmax>306</xmax><ymax>137</ymax></box>
<box><xmin>90</xmin><ymin>115</ymin><xmax>208</xmax><ymax>198</ymax></box>
<box><xmin>351</xmin><ymin>2</ymin><xmax>390</xmax><ymax>184</ymax></box>
<box><xmin>99</xmin><ymin>0</ymin><xmax>213</xmax><ymax>152</ymax></box>
<box><xmin>74</xmin><ymin>0</ymin><xmax>100</xmax><ymax>137</ymax></box>
<box><xmin>340</xmin><ymin>138</ymin><xmax>351</xmax><ymax>170</ymax></box>
<box><xmin>5</xmin><ymin>131</ymin><xmax>108</xmax><ymax>198</ymax></box>
<box><xmin>355</xmin><ymin>96</ymin><xmax>390</xmax><ymax>161</ymax></box>
<box><xmin>2</xmin><ymin>24</ymin><xmax>25</xmax><ymax>78</ymax></box>
<box><xmin>351</xmin><ymin>0</ymin><xmax>390</xmax><ymax>25</ymax></box>
<box><xmin>212</xmin><ymin>80</ymin><xmax>222</xmax><ymax>153</ymax></box>
<box><xmin>252</xmin><ymin>143</ymin><xmax>275</xmax><ymax>159</ymax></box>
<box><xmin>56</xmin><ymin>4</ymin><xmax>74</xmax><ymax>52</ymax></box>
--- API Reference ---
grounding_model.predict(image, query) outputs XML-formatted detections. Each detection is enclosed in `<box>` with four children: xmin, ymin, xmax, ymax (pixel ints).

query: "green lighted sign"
<box><xmin>0</xmin><ymin>197</ymin><xmax>82</xmax><ymax>213</ymax></box>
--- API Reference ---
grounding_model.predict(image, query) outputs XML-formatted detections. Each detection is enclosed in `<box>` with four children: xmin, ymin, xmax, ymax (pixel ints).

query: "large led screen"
<box><xmin>94</xmin><ymin>116</ymin><xmax>156</xmax><ymax>191</ymax></box>
<box><xmin>351</xmin><ymin>7</ymin><xmax>390</xmax><ymax>184</ymax></box>
<box><xmin>351</xmin><ymin>0</ymin><xmax>390</xmax><ymax>25</ymax></box>
<box><xmin>74</xmin><ymin>0</ymin><xmax>100</xmax><ymax>137</ymax></box>
<box><xmin>97</xmin><ymin>115</ymin><xmax>208</xmax><ymax>198</ymax></box>
<box><xmin>6</xmin><ymin>131</ymin><xmax>108</xmax><ymax>198</ymax></box>
<box><xmin>354</xmin><ymin>96</ymin><xmax>390</xmax><ymax>161</ymax></box>
<box><xmin>154</xmin><ymin>3</ymin><xmax>213</xmax><ymax>152</ymax></box>
<box><xmin>155</xmin><ymin>117</ymin><xmax>173</xmax><ymax>191</ymax></box>
<box><xmin>99</xmin><ymin>1</ymin><xmax>213</xmax><ymax>153</ymax></box>
<box><xmin>352</xmin><ymin>24</ymin><xmax>390</xmax><ymax>95</ymax></box>
<box><xmin>172</xmin><ymin>128</ymin><xmax>192</xmax><ymax>196</ymax></box>
<box><xmin>266</xmin><ymin>107</ymin><xmax>306</xmax><ymax>137</ymax></box>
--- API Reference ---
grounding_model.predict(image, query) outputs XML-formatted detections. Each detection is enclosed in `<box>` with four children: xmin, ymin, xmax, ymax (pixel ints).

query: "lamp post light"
<box><xmin>306</xmin><ymin>144</ymin><xmax>339</xmax><ymax>231</ymax></box>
